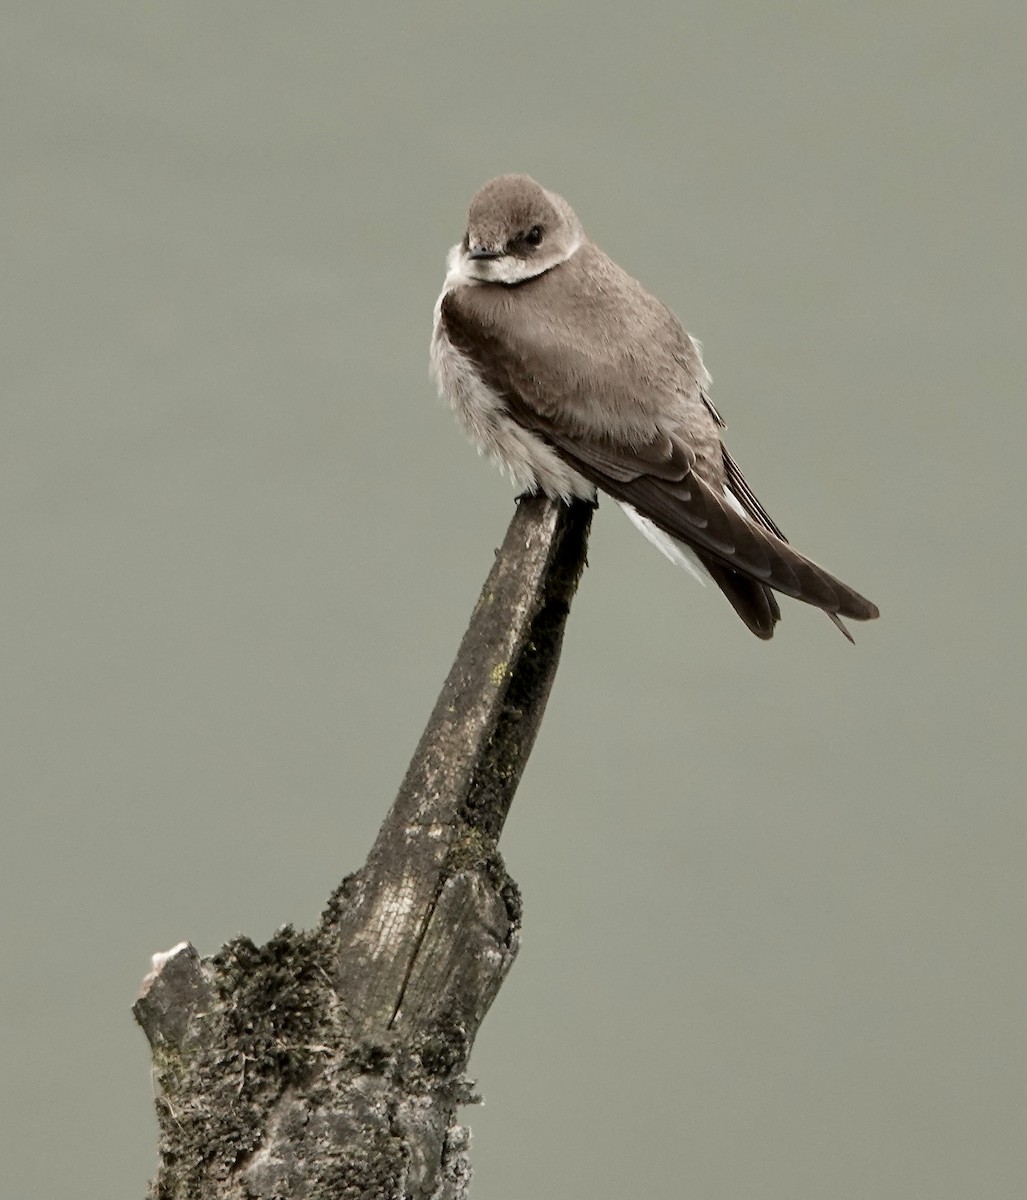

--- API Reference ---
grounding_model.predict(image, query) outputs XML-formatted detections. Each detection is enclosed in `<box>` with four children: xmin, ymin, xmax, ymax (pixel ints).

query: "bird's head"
<box><xmin>458</xmin><ymin>174</ymin><xmax>583</xmax><ymax>284</ymax></box>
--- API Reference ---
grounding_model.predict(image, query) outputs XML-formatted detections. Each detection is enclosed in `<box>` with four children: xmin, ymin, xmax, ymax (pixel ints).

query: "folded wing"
<box><xmin>441</xmin><ymin>291</ymin><xmax>879</xmax><ymax>630</ymax></box>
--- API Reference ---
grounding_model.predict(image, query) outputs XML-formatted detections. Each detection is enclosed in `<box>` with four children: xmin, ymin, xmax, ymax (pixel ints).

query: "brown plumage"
<box><xmin>431</xmin><ymin>174</ymin><xmax>879</xmax><ymax>640</ymax></box>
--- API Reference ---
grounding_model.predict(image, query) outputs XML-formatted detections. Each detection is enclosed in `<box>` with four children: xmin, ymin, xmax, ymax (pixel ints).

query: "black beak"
<box><xmin>467</xmin><ymin>246</ymin><xmax>503</xmax><ymax>261</ymax></box>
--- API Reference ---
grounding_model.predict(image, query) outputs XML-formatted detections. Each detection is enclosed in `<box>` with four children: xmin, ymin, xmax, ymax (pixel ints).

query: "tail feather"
<box><xmin>696</xmin><ymin>553</ymin><xmax>781</xmax><ymax>640</ymax></box>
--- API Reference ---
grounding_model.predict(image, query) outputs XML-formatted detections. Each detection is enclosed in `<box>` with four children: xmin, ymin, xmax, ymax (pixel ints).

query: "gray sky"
<box><xmin>3</xmin><ymin>3</ymin><xmax>1024</xmax><ymax>1197</ymax></box>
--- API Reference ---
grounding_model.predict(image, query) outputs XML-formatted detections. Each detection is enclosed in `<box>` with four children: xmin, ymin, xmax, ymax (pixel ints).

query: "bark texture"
<box><xmin>134</xmin><ymin>494</ymin><xmax>593</xmax><ymax>1199</ymax></box>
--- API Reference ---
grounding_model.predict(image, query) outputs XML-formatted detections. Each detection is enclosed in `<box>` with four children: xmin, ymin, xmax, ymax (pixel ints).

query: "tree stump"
<box><xmin>135</xmin><ymin>495</ymin><xmax>593</xmax><ymax>1199</ymax></box>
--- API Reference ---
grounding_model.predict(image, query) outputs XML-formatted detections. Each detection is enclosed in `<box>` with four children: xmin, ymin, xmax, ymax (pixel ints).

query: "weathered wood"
<box><xmin>134</xmin><ymin>495</ymin><xmax>593</xmax><ymax>1199</ymax></box>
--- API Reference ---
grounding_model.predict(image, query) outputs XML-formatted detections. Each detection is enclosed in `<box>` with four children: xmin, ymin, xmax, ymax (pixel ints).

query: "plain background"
<box><xmin>3</xmin><ymin>3</ymin><xmax>1024</xmax><ymax>1197</ymax></box>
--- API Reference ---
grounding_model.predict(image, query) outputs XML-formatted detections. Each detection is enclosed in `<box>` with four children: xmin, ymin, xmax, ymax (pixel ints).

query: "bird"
<box><xmin>430</xmin><ymin>173</ymin><xmax>879</xmax><ymax>641</ymax></box>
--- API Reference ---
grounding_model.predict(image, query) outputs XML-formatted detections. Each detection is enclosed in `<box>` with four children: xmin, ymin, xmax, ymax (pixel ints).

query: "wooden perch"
<box><xmin>134</xmin><ymin>494</ymin><xmax>593</xmax><ymax>1200</ymax></box>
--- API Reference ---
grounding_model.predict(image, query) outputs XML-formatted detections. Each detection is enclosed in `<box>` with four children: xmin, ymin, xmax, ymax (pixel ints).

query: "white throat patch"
<box><xmin>442</xmin><ymin>239</ymin><xmax>582</xmax><ymax>289</ymax></box>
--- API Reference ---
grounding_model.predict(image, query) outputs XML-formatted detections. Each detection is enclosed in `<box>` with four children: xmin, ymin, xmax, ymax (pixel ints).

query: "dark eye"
<box><xmin>524</xmin><ymin>225</ymin><xmax>543</xmax><ymax>247</ymax></box>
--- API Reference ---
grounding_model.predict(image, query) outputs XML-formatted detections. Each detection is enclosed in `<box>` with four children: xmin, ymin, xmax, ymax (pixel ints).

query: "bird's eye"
<box><xmin>524</xmin><ymin>225</ymin><xmax>543</xmax><ymax>247</ymax></box>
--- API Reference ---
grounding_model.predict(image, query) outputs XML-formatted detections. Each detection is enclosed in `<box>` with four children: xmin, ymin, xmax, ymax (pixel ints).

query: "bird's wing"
<box><xmin>721</xmin><ymin>444</ymin><xmax>787</xmax><ymax>541</ymax></box>
<box><xmin>719</xmin><ymin>444</ymin><xmax>858</xmax><ymax>640</ymax></box>
<box><xmin>700</xmin><ymin>390</ymin><xmax>727</xmax><ymax>429</ymax></box>
<box><xmin>441</xmin><ymin>290</ymin><xmax>879</xmax><ymax>622</ymax></box>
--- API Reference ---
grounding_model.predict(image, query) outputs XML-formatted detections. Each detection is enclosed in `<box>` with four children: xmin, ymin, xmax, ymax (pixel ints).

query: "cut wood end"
<box><xmin>133</xmin><ymin>940</ymin><xmax>215</xmax><ymax>1052</ymax></box>
<box><xmin>137</xmin><ymin>940</ymin><xmax>195</xmax><ymax>1000</ymax></box>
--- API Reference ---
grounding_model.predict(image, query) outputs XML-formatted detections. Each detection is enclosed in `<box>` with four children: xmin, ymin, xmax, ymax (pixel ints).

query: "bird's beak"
<box><xmin>467</xmin><ymin>246</ymin><xmax>503</xmax><ymax>261</ymax></box>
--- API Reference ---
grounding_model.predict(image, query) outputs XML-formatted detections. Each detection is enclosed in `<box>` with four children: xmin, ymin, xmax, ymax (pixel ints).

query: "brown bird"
<box><xmin>431</xmin><ymin>173</ymin><xmax>879</xmax><ymax>641</ymax></box>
